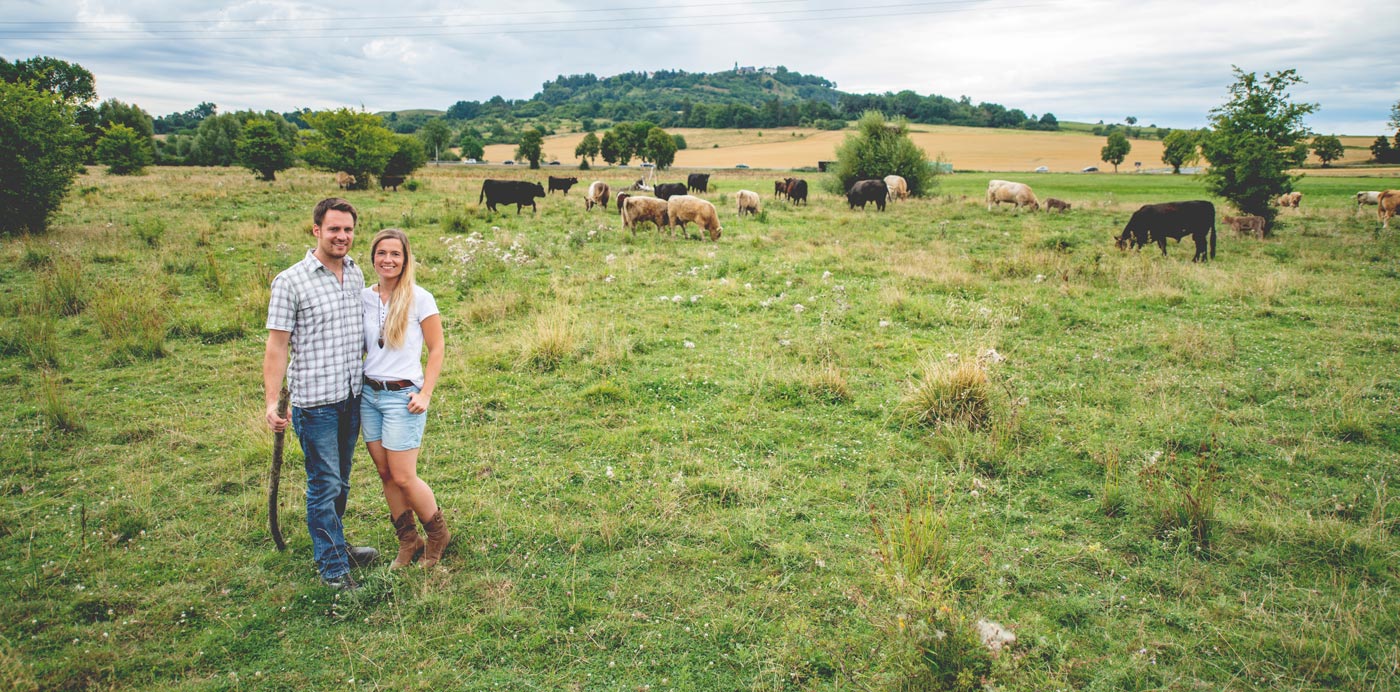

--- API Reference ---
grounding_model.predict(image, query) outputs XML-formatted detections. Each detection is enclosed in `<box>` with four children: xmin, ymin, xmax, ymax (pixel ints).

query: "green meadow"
<box><xmin>2</xmin><ymin>165</ymin><xmax>1397</xmax><ymax>690</ymax></box>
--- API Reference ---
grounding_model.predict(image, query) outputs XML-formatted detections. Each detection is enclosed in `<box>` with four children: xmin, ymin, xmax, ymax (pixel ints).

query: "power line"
<box><xmin>0</xmin><ymin>0</ymin><xmax>1042</xmax><ymax>40</ymax></box>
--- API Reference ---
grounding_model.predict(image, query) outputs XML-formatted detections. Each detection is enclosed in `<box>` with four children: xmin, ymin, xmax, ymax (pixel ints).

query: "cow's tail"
<box><xmin>1210</xmin><ymin>219</ymin><xmax>1217</xmax><ymax>259</ymax></box>
<box><xmin>478</xmin><ymin>185</ymin><xmax>485</xmax><ymax>205</ymax></box>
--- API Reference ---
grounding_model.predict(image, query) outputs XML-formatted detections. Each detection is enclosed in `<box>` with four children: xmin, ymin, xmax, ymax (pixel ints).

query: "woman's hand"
<box><xmin>407</xmin><ymin>391</ymin><xmax>431</xmax><ymax>414</ymax></box>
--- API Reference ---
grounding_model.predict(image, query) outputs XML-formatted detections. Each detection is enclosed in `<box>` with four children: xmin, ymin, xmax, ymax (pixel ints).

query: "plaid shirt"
<box><xmin>267</xmin><ymin>250</ymin><xmax>365</xmax><ymax>408</ymax></box>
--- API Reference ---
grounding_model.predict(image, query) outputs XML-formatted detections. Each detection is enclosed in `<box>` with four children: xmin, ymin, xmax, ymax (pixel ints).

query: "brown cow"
<box><xmin>1275</xmin><ymin>191</ymin><xmax>1302</xmax><ymax>208</ymax></box>
<box><xmin>585</xmin><ymin>181</ymin><xmax>610</xmax><ymax>211</ymax></box>
<box><xmin>1223</xmin><ymin>214</ymin><xmax>1266</xmax><ymax>238</ymax></box>
<box><xmin>1379</xmin><ymin>190</ymin><xmax>1400</xmax><ymax>230</ymax></box>
<box><xmin>1044</xmin><ymin>198</ymin><xmax>1071</xmax><ymax>213</ymax></box>
<box><xmin>335</xmin><ymin>171</ymin><xmax>356</xmax><ymax>189</ymax></box>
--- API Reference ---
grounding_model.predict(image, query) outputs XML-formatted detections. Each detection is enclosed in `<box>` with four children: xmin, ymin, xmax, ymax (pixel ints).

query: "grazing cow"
<box><xmin>335</xmin><ymin>171</ymin><xmax>356</xmax><ymax>189</ymax></box>
<box><xmin>846</xmin><ymin>179</ymin><xmax>888</xmax><ymax>211</ymax></box>
<box><xmin>1045</xmin><ymin>198</ymin><xmax>1071</xmax><ymax>213</ymax></box>
<box><xmin>775</xmin><ymin>179</ymin><xmax>792</xmax><ymax>199</ymax></box>
<box><xmin>621</xmin><ymin>196</ymin><xmax>669</xmax><ymax>232</ymax></box>
<box><xmin>653</xmin><ymin>182</ymin><xmax>687</xmax><ymax>201</ymax></box>
<box><xmin>548</xmin><ymin>176</ymin><xmax>579</xmax><ymax>195</ymax></box>
<box><xmin>736</xmin><ymin>189</ymin><xmax>761</xmax><ymax>216</ymax></box>
<box><xmin>1275</xmin><ymin>191</ymin><xmax>1302</xmax><ymax>208</ymax></box>
<box><xmin>986</xmin><ymin>180</ymin><xmax>1040</xmax><ymax>211</ymax></box>
<box><xmin>884</xmin><ymin>175</ymin><xmax>908</xmax><ymax>201</ymax></box>
<box><xmin>1379</xmin><ymin>190</ymin><xmax>1400</xmax><ymax>229</ymax></box>
<box><xmin>1223</xmin><ymin>214</ymin><xmax>1266</xmax><ymax>238</ymax></box>
<box><xmin>785</xmin><ymin>178</ymin><xmax>808</xmax><ymax>205</ymax></box>
<box><xmin>585</xmin><ymin>181</ymin><xmax>610</xmax><ymax>211</ymax></box>
<box><xmin>379</xmin><ymin>175</ymin><xmax>405</xmax><ymax>191</ymax></box>
<box><xmin>1356</xmin><ymin>191</ymin><xmax>1381</xmax><ymax>206</ymax></box>
<box><xmin>1115</xmin><ymin>200</ymin><xmax>1216</xmax><ymax>262</ymax></box>
<box><xmin>667</xmin><ymin>195</ymin><xmax>723</xmax><ymax>241</ymax></box>
<box><xmin>687</xmin><ymin>173</ymin><xmax>711</xmax><ymax>193</ymax></box>
<box><xmin>479</xmin><ymin>179</ymin><xmax>546</xmax><ymax>214</ymax></box>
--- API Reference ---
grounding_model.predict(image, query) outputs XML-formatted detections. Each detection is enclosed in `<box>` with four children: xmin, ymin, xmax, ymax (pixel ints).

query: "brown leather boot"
<box><xmin>390</xmin><ymin>510</ymin><xmax>424</xmax><ymax>569</ymax></box>
<box><xmin>420</xmin><ymin>508</ymin><xmax>451</xmax><ymax>569</ymax></box>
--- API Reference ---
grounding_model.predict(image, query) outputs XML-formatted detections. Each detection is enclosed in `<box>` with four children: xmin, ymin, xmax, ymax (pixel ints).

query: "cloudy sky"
<box><xmin>4</xmin><ymin>0</ymin><xmax>1397</xmax><ymax>134</ymax></box>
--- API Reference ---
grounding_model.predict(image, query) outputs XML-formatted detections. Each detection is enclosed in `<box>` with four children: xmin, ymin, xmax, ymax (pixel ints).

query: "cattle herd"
<box><xmin>342</xmin><ymin>169</ymin><xmax>1400</xmax><ymax>252</ymax></box>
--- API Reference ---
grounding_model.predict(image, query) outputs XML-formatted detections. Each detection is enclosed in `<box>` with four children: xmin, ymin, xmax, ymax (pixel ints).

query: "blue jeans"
<box><xmin>291</xmin><ymin>397</ymin><xmax>360</xmax><ymax>580</ymax></box>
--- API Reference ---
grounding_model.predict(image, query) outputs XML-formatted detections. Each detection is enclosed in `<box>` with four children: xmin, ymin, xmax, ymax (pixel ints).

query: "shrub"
<box><xmin>236</xmin><ymin>118</ymin><xmax>294</xmax><ymax>181</ymax></box>
<box><xmin>0</xmin><ymin>80</ymin><xmax>86</xmax><ymax>234</ymax></box>
<box><xmin>828</xmin><ymin>111</ymin><xmax>937</xmax><ymax>197</ymax></box>
<box><xmin>95</xmin><ymin>123</ymin><xmax>154</xmax><ymax>175</ymax></box>
<box><xmin>131</xmin><ymin>218</ymin><xmax>166</xmax><ymax>247</ymax></box>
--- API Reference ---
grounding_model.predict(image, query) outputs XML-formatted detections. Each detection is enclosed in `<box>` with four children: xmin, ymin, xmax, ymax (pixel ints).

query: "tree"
<box><xmin>1311</xmin><ymin>134</ymin><xmax>1344</xmax><ymax>167</ymax></box>
<box><xmin>672</xmin><ymin>133</ymin><xmax>688</xmax><ymax>150</ymax></box>
<box><xmin>97</xmin><ymin>99</ymin><xmax>156</xmax><ymax>160</ymax></box>
<box><xmin>417</xmin><ymin>119</ymin><xmax>452</xmax><ymax>164</ymax></box>
<box><xmin>642</xmin><ymin>126</ymin><xmax>677</xmax><ymax>170</ymax></box>
<box><xmin>1100</xmin><ymin>131</ymin><xmax>1131</xmax><ymax>173</ymax></box>
<box><xmin>1125</xmin><ymin>116</ymin><xmax>1138</xmax><ymax>125</ymax></box>
<box><xmin>828</xmin><ymin>111</ymin><xmax>936</xmax><ymax>197</ymax></box>
<box><xmin>298</xmin><ymin>108</ymin><xmax>398</xmax><ymax>189</ymax></box>
<box><xmin>237</xmin><ymin>118</ymin><xmax>294</xmax><ymax>181</ymax></box>
<box><xmin>189</xmin><ymin>113</ymin><xmax>243</xmax><ymax>166</ymax></box>
<box><xmin>1</xmin><ymin>56</ymin><xmax>96</xmax><ymax>105</ymax></box>
<box><xmin>1371</xmin><ymin>136</ymin><xmax>1399</xmax><ymax>164</ymax></box>
<box><xmin>599</xmin><ymin>130</ymin><xmax>620</xmax><ymax>165</ymax></box>
<box><xmin>96</xmin><ymin>123</ymin><xmax>154</xmax><ymax>175</ymax></box>
<box><xmin>1160</xmin><ymin>129</ymin><xmax>1199</xmax><ymax>174</ymax></box>
<box><xmin>459</xmin><ymin>132</ymin><xmax>485</xmax><ymax>161</ymax></box>
<box><xmin>1389</xmin><ymin>100</ymin><xmax>1400</xmax><ymax>132</ymax></box>
<box><xmin>1200</xmin><ymin>68</ymin><xmax>1317</xmax><ymax>226</ymax></box>
<box><xmin>384</xmin><ymin>134</ymin><xmax>427</xmax><ymax>178</ymax></box>
<box><xmin>0</xmin><ymin>79</ymin><xmax>86</xmax><ymax>234</ymax></box>
<box><xmin>516</xmin><ymin>128</ymin><xmax>545</xmax><ymax>169</ymax></box>
<box><xmin>574</xmin><ymin>131</ymin><xmax>600</xmax><ymax>165</ymax></box>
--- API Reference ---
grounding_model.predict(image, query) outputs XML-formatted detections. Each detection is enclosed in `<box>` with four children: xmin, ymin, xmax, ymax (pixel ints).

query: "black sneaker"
<box><xmin>322</xmin><ymin>573</ymin><xmax>360</xmax><ymax>591</ymax></box>
<box><xmin>347</xmin><ymin>545</ymin><xmax>380</xmax><ymax>568</ymax></box>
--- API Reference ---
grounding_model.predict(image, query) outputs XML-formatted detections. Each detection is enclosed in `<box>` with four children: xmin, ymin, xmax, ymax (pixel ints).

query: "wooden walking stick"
<box><xmin>269</xmin><ymin>385</ymin><xmax>289</xmax><ymax>551</ymax></box>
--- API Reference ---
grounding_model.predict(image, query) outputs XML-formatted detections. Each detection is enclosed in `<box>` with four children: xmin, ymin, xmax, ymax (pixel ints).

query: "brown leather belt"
<box><xmin>364</xmin><ymin>377</ymin><xmax>414</xmax><ymax>391</ymax></box>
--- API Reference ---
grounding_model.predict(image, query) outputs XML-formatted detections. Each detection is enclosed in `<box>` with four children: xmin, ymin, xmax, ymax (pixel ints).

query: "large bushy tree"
<box><xmin>417</xmin><ymin>119</ymin><xmax>452</xmax><ymax>163</ymax></box>
<box><xmin>1160</xmin><ymin>129</ymin><xmax>1199</xmax><ymax>174</ymax></box>
<box><xmin>237</xmin><ymin>118</ymin><xmax>295</xmax><ymax>181</ymax></box>
<box><xmin>0</xmin><ymin>79</ymin><xmax>86</xmax><ymax>234</ymax></box>
<box><xmin>828</xmin><ymin>111</ymin><xmax>936</xmax><ymax>197</ymax></box>
<box><xmin>599</xmin><ymin>130</ymin><xmax>620</xmax><ymax>165</ymax></box>
<box><xmin>96</xmin><ymin>123</ymin><xmax>154</xmax><ymax>175</ymax></box>
<box><xmin>189</xmin><ymin>112</ymin><xmax>243</xmax><ymax>166</ymax></box>
<box><xmin>384</xmin><ymin>134</ymin><xmax>427</xmax><ymax>179</ymax></box>
<box><xmin>97</xmin><ymin>98</ymin><xmax>156</xmax><ymax>160</ymax></box>
<box><xmin>1200</xmin><ymin>68</ymin><xmax>1316</xmax><ymax>226</ymax></box>
<box><xmin>1100</xmin><ymin>131</ymin><xmax>1131</xmax><ymax>172</ymax></box>
<box><xmin>515</xmin><ymin>128</ymin><xmax>544</xmax><ymax>169</ymax></box>
<box><xmin>642</xmin><ymin>126</ymin><xmax>677</xmax><ymax>170</ymax></box>
<box><xmin>574</xmin><ymin>131</ymin><xmax>600</xmax><ymax>166</ymax></box>
<box><xmin>1311</xmin><ymin>134</ymin><xmax>1344</xmax><ymax>167</ymax></box>
<box><xmin>298</xmin><ymin>108</ymin><xmax>398</xmax><ymax>189</ymax></box>
<box><xmin>1</xmin><ymin>56</ymin><xmax>99</xmax><ymax>146</ymax></box>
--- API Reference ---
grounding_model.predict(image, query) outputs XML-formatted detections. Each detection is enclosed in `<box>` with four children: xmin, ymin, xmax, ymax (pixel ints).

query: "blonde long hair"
<box><xmin>370</xmin><ymin>228</ymin><xmax>416</xmax><ymax>349</ymax></box>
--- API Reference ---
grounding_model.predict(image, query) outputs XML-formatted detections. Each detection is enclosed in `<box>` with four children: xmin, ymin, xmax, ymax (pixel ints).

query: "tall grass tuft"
<box><xmin>42</xmin><ymin>256</ymin><xmax>87</xmax><ymax>316</ymax></box>
<box><xmin>90</xmin><ymin>281</ymin><xmax>168</xmax><ymax>362</ymax></box>
<box><xmin>1099</xmin><ymin>449</ymin><xmax>1129</xmax><ymax>518</ymax></box>
<box><xmin>131</xmin><ymin>218</ymin><xmax>166</xmax><ymax>247</ymax></box>
<box><xmin>899</xmin><ymin>357</ymin><xmax>994</xmax><ymax>430</ymax></box>
<box><xmin>202</xmin><ymin>251</ymin><xmax>228</xmax><ymax>295</ymax></box>
<box><xmin>518</xmin><ymin>311</ymin><xmax>576</xmax><ymax>371</ymax></box>
<box><xmin>1143</xmin><ymin>450</ymin><xmax>1218</xmax><ymax>554</ymax></box>
<box><xmin>40</xmin><ymin>369</ymin><xmax>83</xmax><ymax>433</ymax></box>
<box><xmin>871</xmin><ymin>492</ymin><xmax>955</xmax><ymax>590</ymax></box>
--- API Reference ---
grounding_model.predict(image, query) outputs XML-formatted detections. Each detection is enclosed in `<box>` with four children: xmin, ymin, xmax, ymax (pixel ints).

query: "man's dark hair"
<box><xmin>313</xmin><ymin>198</ymin><xmax>358</xmax><ymax>228</ymax></box>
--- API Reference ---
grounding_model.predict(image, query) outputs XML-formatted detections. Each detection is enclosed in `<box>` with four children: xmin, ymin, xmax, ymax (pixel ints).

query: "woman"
<box><xmin>361</xmin><ymin>228</ymin><xmax>450</xmax><ymax>568</ymax></box>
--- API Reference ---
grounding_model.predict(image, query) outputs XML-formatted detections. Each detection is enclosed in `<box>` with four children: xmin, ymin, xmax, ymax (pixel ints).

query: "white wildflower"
<box><xmin>879</xmin><ymin>319</ymin><xmax>891</xmax><ymax>328</ymax></box>
<box><xmin>821</xmin><ymin>270</ymin><xmax>832</xmax><ymax>280</ymax></box>
<box><xmin>1034</xmin><ymin>274</ymin><xmax>1046</xmax><ymax>283</ymax></box>
<box><xmin>605</xmin><ymin>466</ymin><xmax>615</xmax><ymax>479</ymax></box>
<box><xmin>793</xmin><ymin>304</ymin><xmax>806</xmax><ymax>313</ymax></box>
<box><xmin>684</xmin><ymin>341</ymin><xmax>696</xmax><ymax>349</ymax></box>
<box><xmin>604</xmin><ymin>275</ymin><xmax>615</xmax><ymax>283</ymax></box>
<box><xmin>945</xmin><ymin>352</ymin><xmax>960</xmax><ymax>363</ymax></box>
<box><xmin>778</xmin><ymin>339</ymin><xmax>791</xmax><ymax>347</ymax></box>
<box><xmin>672</xmin><ymin>295</ymin><xmax>683</xmax><ymax>303</ymax></box>
<box><xmin>744</xmin><ymin>283</ymin><xmax>753</xmax><ymax>290</ymax></box>
<box><xmin>980</xmin><ymin>348</ymin><xmax>1005</xmax><ymax>364</ymax></box>
<box><xmin>605</xmin><ymin>253</ymin><xmax>617</xmax><ymax>263</ymax></box>
<box><xmin>690</xmin><ymin>295</ymin><xmax>700</xmax><ymax>303</ymax></box>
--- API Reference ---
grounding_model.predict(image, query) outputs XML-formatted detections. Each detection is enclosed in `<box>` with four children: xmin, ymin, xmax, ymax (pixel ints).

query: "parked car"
<box><xmin>547</xmin><ymin>161</ymin><xmax>561</xmax><ymax>166</ymax></box>
<box><xmin>463</xmin><ymin>158</ymin><xmax>479</xmax><ymax>164</ymax></box>
<box><xmin>503</xmin><ymin>160</ymin><xmax>515</xmax><ymax>165</ymax></box>
<box><xmin>1034</xmin><ymin>166</ymin><xmax>1049</xmax><ymax>173</ymax></box>
<box><xmin>735</xmin><ymin>163</ymin><xmax>750</xmax><ymax>169</ymax></box>
<box><xmin>640</xmin><ymin>162</ymin><xmax>655</xmax><ymax>168</ymax></box>
<box><xmin>1081</xmin><ymin>166</ymin><xmax>1099</xmax><ymax>173</ymax></box>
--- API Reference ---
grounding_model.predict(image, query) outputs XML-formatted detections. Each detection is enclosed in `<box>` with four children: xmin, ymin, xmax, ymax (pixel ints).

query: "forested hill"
<box><xmin>435</xmin><ymin>66</ymin><xmax>1059</xmax><ymax>132</ymax></box>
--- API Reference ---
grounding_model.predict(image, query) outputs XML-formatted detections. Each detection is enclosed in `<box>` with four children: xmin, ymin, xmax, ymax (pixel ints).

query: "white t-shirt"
<box><xmin>362</xmin><ymin>284</ymin><xmax>439</xmax><ymax>387</ymax></box>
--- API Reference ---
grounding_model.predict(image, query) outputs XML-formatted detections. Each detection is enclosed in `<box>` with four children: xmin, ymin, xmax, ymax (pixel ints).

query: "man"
<box><xmin>264</xmin><ymin>198</ymin><xmax>379</xmax><ymax>589</ymax></box>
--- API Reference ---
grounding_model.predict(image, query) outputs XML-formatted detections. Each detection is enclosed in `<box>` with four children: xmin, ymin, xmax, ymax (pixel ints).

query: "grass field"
<box><xmin>2</xmin><ymin>164</ymin><xmax>1398</xmax><ymax>690</ymax></box>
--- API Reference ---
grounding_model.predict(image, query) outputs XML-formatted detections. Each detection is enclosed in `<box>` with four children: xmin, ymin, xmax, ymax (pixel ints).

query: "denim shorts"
<box><xmin>360</xmin><ymin>384</ymin><xmax>427</xmax><ymax>452</ymax></box>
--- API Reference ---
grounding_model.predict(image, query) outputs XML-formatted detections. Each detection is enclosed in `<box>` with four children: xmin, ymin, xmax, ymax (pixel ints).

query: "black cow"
<box><xmin>687</xmin><ymin>173</ymin><xmax>711</xmax><ymax>193</ymax></box>
<box><xmin>1115</xmin><ymin>200</ymin><xmax>1216</xmax><ymax>262</ymax></box>
<box><xmin>547</xmin><ymin>176</ymin><xmax>579</xmax><ymax>194</ymax></box>
<box><xmin>786</xmin><ymin>178</ymin><xmax>808</xmax><ymax>205</ymax></box>
<box><xmin>479</xmin><ymin>179</ymin><xmax>546</xmax><ymax>214</ymax></box>
<box><xmin>654</xmin><ymin>183</ymin><xmax>687</xmax><ymax>201</ymax></box>
<box><xmin>379</xmin><ymin>175</ymin><xmax>405</xmax><ymax>191</ymax></box>
<box><xmin>846</xmin><ymin>179</ymin><xmax>888</xmax><ymax>211</ymax></box>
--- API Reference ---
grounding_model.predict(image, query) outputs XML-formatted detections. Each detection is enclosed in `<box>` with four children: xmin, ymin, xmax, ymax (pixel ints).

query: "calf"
<box><xmin>548</xmin><ymin>176</ymin><xmax>579</xmax><ymax>194</ymax></box>
<box><xmin>1223</xmin><ymin>214</ymin><xmax>1266</xmax><ymax>238</ymax></box>
<box><xmin>1044</xmin><ymin>198</ymin><xmax>1071</xmax><ymax>213</ymax></box>
<box><xmin>1115</xmin><ymin>200</ymin><xmax>1216</xmax><ymax>262</ymax></box>
<box><xmin>1275</xmin><ymin>191</ymin><xmax>1302</xmax><ymax>208</ymax></box>
<box><xmin>846</xmin><ymin>179</ymin><xmax>888</xmax><ymax>211</ymax></box>
<box><xmin>735</xmin><ymin>189</ymin><xmax>760</xmax><ymax>216</ymax></box>
<box><xmin>1356</xmin><ymin>191</ymin><xmax>1381</xmax><ymax>206</ymax></box>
